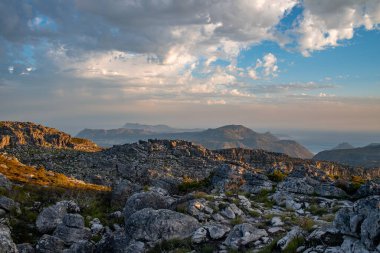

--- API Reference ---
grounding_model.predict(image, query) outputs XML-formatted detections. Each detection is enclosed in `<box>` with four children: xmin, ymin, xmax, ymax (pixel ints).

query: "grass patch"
<box><xmin>308</xmin><ymin>204</ymin><xmax>328</xmax><ymax>216</ymax></box>
<box><xmin>177</xmin><ymin>174</ymin><xmax>213</xmax><ymax>194</ymax></box>
<box><xmin>283</xmin><ymin>237</ymin><xmax>305</xmax><ymax>253</ymax></box>
<box><xmin>250</xmin><ymin>189</ymin><xmax>275</xmax><ymax>208</ymax></box>
<box><xmin>230</xmin><ymin>216</ymin><xmax>243</xmax><ymax>225</ymax></box>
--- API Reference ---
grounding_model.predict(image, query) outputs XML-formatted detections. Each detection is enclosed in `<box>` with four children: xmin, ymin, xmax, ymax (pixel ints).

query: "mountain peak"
<box><xmin>332</xmin><ymin>142</ymin><xmax>355</xmax><ymax>150</ymax></box>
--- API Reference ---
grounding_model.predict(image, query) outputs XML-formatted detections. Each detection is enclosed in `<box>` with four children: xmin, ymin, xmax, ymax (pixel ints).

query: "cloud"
<box><xmin>297</xmin><ymin>0</ymin><xmax>380</xmax><ymax>56</ymax></box>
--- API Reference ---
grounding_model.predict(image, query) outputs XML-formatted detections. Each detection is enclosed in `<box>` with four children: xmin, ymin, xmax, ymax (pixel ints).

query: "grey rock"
<box><xmin>53</xmin><ymin>223</ymin><xmax>91</xmax><ymax>246</ymax></box>
<box><xmin>89</xmin><ymin>218</ymin><xmax>103</xmax><ymax>235</ymax></box>
<box><xmin>205</xmin><ymin>224</ymin><xmax>231</xmax><ymax>240</ymax></box>
<box><xmin>62</xmin><ymin>214</ymin><xmax>84</xmax><ymax>228</ymax></box>
<box><xmin>0</xmin><ymin>196</ymin><xmax>19</xmax><ymax>213</ymax></box>
<box><xmin>36</xmin><ymin>234</ymin><xmax>65</xmax><ymax>253</ymax></box>
<box><xmin>17</xmin><ymin>243</ymin><xmax>35</xmax><ymax>253</ymax></box>
<box><xmin>220</xmin><ymin>206</ymin><xmax>236</xmax><ymax>219</ymax></box>
<box><xmin>187</xmin><ymin>199</ymin><xmax>212</xmax><ymax>221</ymax></box>
<box><xmin>334</xmin><ymin>195</ymin><xmax>380</xmax><ymax>250</ymax></box>
<box><xmin>0</xmin><ymin>224</ymin><xmax>18</xmax><ymax>253</ymax></box>
<box><xmin>277</xmin><ymin>177</ymin><xmax>315</xmax><ymax>195</ymax></box>
<box><xmin>341</xmin><ymin>236</ymin><xmax>370</xmax><ymax>253</ymax></box>
<box><xmin>36</xmin><ymin>201</ymin><xmax>79</xmax><ymax>234</ymax></box>
<box><xmin>124</xmin><ymin>190</ymin><xmax>174</xmax><ymax>218</ymax></box>
<box><xmin>355</xmin><ymin>180</ymin><xmax>380</xmax><ymax>198</ymax></box>
<box><xmin>125</xmin><ymin>240</ymin><xmax>145</xmax><ymax>253</ymax></box>
<box><xmin>277</xmin><ymin>227</ymin><xmax>304</xmax><ymax>250</ymax></box>
<box><xmin>192</xmin><ymin>227</ymin><xmax>208</xmax><ymax>243</ymax></box>
<box><xmin>0</xmin><ymin>173</ymin><xmax>12</xmax><ymax>190</ymax></box>
<box><xmin>307</xmin><ymin>227</ymin><xmax>343</xmax><ymax>246</ymax></box>
<box><xmin>271</xmin><ymin>217</ymin><xmax>284</xmax><ymax>227</ymax></box>
<box><xmin>125</xmin><ymin>208</ymin><xmax>200</xmax><ymax>244</ymax></box>
<box><xmin>314</xmin><ymin>184</ymin><xmax>347</xmax><ymax>198</ymax></box>
<box><xmin>224</xmin><ymin>223</ymin><xmax>267</xmax><ymax>250</ymax></box>
<box><xmin>63</xmin><ymin>240</ymin><xmax>94</xmax><ymax>253</ymax></box>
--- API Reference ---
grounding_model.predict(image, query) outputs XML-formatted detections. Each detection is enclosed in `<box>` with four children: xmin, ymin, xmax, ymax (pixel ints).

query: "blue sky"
<box><xmin>0</xmin><ymin>0</ymin><xmax>380</xmax><ymax>134</ymax></box>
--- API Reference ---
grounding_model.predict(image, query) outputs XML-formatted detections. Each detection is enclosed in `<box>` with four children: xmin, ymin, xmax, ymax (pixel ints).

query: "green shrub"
<box><xmin>309</xmin><ymin>204</ymin><xmax>328</xmax><ymax>216</ymax></box>
<box><xmin>267</xmin><ymin>169</ymin><xmax>286</xmax><ymax>182</ymax></box>
<box><xmin>230</xmin><ymin>216</ymin><xmax>243</xmax><ymax>225</ymax></box>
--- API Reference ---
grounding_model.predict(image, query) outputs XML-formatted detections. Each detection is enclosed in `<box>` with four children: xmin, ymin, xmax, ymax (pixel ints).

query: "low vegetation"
<box><xmin>267</xmin><ymin>169</ymin><xmax>286</xmax><ymax>182</ymax></box>
<box><xmin>0</xmin><ymin>153</ymin><xmax>110</xmax><ymax>191</ymax></box>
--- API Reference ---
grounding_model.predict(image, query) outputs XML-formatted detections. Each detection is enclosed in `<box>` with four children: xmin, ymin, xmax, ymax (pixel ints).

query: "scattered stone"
<box><xmin>271</xmin><ymin>217</ymin><xmax>284</xmax><ymax>227</ymax></box>
<box><xmin>0</xmin><ymin>173</ymin><xmax>12</xmax><ymax>190</ymax></box>
<box><xmin>17</xmin><ymin>243</ymin><xmax>35</xmax><ymax>253</ymax></box>
<box><xmin>277</xmin><ymin>227</ymin><xmax>304</xmax><ymax>250</ymax></box>
<box><xmin>224</xmin><ymin>223</ymin><xmax>268</xmax><ymax>250</ymax></box>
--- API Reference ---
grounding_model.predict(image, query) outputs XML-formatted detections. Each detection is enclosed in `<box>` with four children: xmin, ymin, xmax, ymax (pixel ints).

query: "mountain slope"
<box><xmin>0</xmin><ymin>121</ymin><xmax>101</xmax><ymax>152</ymax></box>
<box><xmin>123</xmin><ymin>123</ymin><xmax>202</xmax><ymax>133</ymax></box>
<box><xmin>314</xmin><ymin>144</ymin><xmax>380</xmax><ymax>168</ymax></box>
<box><xmin>77</xmin><ymin>124</ymin><xmax>313</xmax><ymax>159</ymax></box>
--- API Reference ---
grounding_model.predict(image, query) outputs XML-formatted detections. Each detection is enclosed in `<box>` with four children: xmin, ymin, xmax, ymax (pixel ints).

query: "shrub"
<box><xmin>267</xmin><ymin>169</ymin><xmax>286</xmax><ymax>182</ymax></box>
<box><xmin>309</xmin><ymin>204</ymin><xmax>328</xmax><ymax>216</ymax></box>
<box><xmin>230</xmin><ymin>216</ymin><xmax>243</xmax><ymax>225</ymax></box>
<box><xmin>147</xmin><ymin>238</ymin><xmax>192</xmax><ymax>253</ymax></box>
<box><xmin>177</xmin><ymin>174</ymin><xmax>213</xmax><ymax>193</ymax></box>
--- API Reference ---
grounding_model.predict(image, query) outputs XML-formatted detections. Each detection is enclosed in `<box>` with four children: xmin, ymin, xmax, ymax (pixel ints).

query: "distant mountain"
<box><xmin>122</xmin><ymin>123</ymin><xmax>202</xmax><ymax>133</ymax></box>
<box><xmin>332</xmin><ymin>142</ymin><xmax>355</xmax><ymax>150</ymax></box>
<box><xmin>0</xmin><ymin>121</ymin><xmax>101</xmax><ymax>152</ymax></box>
<box><xmin>314</xmin><ymin>143</ymin><xmax>380</xmax><ymax>168</ymax></box>
<box><xmin>77</xmin><ymin>124</ymin><xmax>313</xmax><ymax>159</ymax></box>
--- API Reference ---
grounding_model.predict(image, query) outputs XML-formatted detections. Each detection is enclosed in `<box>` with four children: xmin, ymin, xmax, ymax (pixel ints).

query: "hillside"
<box><xmin>314</xmin><ymin>144</ymin><xmax>380</xmax><ymax>168</ymax></box>
<box><xmin>332</xmin><ymin>142</ymin><xmax>355</xmax><ymax>150</ymax></box>
<box><xmin>0</xmin><ymin>121</ymin><xmax>101</xmax><ymax>152</ymax></box>
<box><xmin>77</xmin><ymin>124</ymin><xmax>314</xmax><ymax>159</ymax></box>
<box><xmin>1</xmin><ymin>121</ymin><xmax>380</xmax><ymax>253</ymax></box>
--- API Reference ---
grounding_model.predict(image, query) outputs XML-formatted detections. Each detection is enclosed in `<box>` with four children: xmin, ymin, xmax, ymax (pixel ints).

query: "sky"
<box><xmin>1</xmin><ymin>0</ymin><xmax>380</xmax><ymax>138</ymax></box>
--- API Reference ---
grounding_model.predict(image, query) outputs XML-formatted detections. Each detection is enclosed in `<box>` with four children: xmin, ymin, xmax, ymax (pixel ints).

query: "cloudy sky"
<box><xmin>1</xmin><ymin>0</ymin><xmax>380</xmax><ymax>134</ymax></box>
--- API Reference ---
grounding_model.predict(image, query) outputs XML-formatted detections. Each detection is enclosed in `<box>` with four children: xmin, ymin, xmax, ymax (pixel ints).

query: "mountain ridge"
<box><xmin>77</xmin><ymin>124</ymin><xmax>314</xmax><ymax>159</ymax></box>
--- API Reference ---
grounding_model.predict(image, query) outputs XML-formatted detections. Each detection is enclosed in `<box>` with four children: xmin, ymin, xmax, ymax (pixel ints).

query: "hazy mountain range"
<box><xmin>77</xmin><ymin>124</ymin><xmax>314</xmax><ymax>159</ymax></box>
<box><xmin>314</xmin><ymin>143</ymin><xmax>380</xmax><ymax>168</ymax></box>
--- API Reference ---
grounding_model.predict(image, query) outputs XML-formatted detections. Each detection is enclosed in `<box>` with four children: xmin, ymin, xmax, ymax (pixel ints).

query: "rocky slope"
<box><xmin>77</xmin><ymin>124</ymin><xmax>314</xmax><ymax>159</ymax></box>
<box><xmin>0</xmin><ymin>121</ymin><xmax>101</xmax><ymax>152</ymax></box>
<box><xmin>314</xmin><ymin>143</ymin><xmax>380</xmax><ymax>168</ymax></box>
<box><xmin>1</xmin><ymin>121</ymin><xmax>380</xmax><ymax>253</ymax></box>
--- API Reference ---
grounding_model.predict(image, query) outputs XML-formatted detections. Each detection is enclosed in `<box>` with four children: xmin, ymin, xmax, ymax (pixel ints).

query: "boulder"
<box><xmin>355</xmin><ymin>180</ymin><xmax>380</xmax><ymax>198</ymax></box>
<box><xmin>277</xmin><ymin>177</ymin><xmax>315</xmax><ymax>195</ymax></box>
<box><xmin>240</xmin><ymin>172</ymin><xmax>273</xmax><ymax>194</ymax></box>
<box><xmin>36</xmin><ymin>234</ymin><xmax>65</xmax><ymax>253</ymax></box>
<box><xmin>124</xmin><ymin>189</ymin><xmax>174</xmax><ymax>218</ymax></box>
<box><xmin>125</xmin><ymin>208</ymin><xmax>200</xmax><ymax>245</ymax></box>
<box><xmin>334</xmin><ymin>195</ymin><xmax>380</xmax><ymax>251</ymax></box>
<box><xmin>0</xmin><ymin>224</ymin><xmax>18</xmax><ymax>253</ymax></box>
<box><xmin>0</xmin><ymin>196</ymin><xmax>19</xmax><ymax>212</ymax></box>
<box><xmin>62</xmin><ymin>240</ymin><xmax>94</xmax><ymax>253</ymax></box>
<box><xmin>277</xmin><ymin>226</ymin><xmax>304</xmax><ymax>250</ymax></box>
<box><xmin>36</xmin><ymin>201</ymin><xmax>79</xmax><ymax>234</ymax></box>
<box><xmin>192</xmin><ymin>224</ymin><xmax>230</xmax><ymax>243</ymax></box>
<box><xmin>187</xmin><ymin>199</ymin><xmax>213</xmax><ymax>221</ymax></box>
<box><xmin>224</xmin><ymin>223</ymin><xmax>267</xmax><ymax>250</ymax></box>
<box><xmin>314</xmin><ymin>183</ymin><xmax>347</xmax><ymax>198</ymax></box>
<box><xmin>0</xmin><ymin>173</ymin><xmax>12</xmax><ymax>190</ymax></box>
<box><xmin>53</xmin><ymin>214</ymin><xmax>91</xmax><ymax>246</ymax></box>
<box><xmin>307</xmin><ymin>227</ymin><xmax>343</xmax><ymax>246</ymax></box>
<box><xmin>17</xmin><ymin>243</ymin><xmax>35</xmax><ymax>253</ymax></box>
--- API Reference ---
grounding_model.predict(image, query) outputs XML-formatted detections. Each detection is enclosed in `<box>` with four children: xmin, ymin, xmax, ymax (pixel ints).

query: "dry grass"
<box><xmin>0</xmin><ymin>153</ymin><xmax>110</xmax><ymax>191</ymax></box>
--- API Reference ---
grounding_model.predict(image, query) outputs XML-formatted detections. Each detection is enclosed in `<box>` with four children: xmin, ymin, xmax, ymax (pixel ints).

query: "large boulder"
<box><xmin>223</xmin><ymin>223</ymin><xmax>267</xmax><ymax>250</ymax></box>
<box><xmin>334</xmin><ymin>195</ymin><xmax>380</xmax><ymax>251</ymax></box>
<box><xmin>111</xmin><ymin>179</ymin><xmax>142</xmax><ymax>205</ymax></box>
<box><xmin>277</xmin><ymin>177</ymin><xmax>315</xmax><ymax>195</ymax></box>
<box><xmin>314</xmin><ymin>183</ymin><xmax>347</xmax><ymax>198</ymax></box>
<box><xmin>17</xmin><ymin>243</ymin><xmax>35</xmax><ymax>253</ymax></box>
<box><xmin>36</xmin><ymin>201</ymin><xmax>80</xmax><ymax>234</ymax></box>
<box><xmin>0</xmin><ymin>224</ymin><xmax>18</xmax><ymax>253</ymax></box>
<box><xmin>36</xmin><ymin>234</ymin><xmax>65</xmax><ymax>253</ymax></box>
<box><xmin>124</xmin><ymin>189</ymin><xmax>175</xmax><ymax>218</ymax></box>
<box><xmin>53</xmin><ymin>214</ymin><xmax>91</xmax><ymax>246</ymax></box>
<box><xmin>125</xmin><ymin>208</ymin><xmax>200</xmax><ymax>245</ymax></box>
<box><xmin>240</xmin><ymin>172</ymin><xmax>273</xmax><ymax>194</ymax></box>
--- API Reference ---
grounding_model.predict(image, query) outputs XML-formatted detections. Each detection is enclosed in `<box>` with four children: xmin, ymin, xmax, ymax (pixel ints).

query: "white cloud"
<box><xmin>8</xmin><ymin>66</ymin><xmax>14</xmax><ymax>74</ymax></box>
<box><xmin>247</xmin><ymin>53</ymin><xmax>279</xmax><ymax>80</ymax></box>
<box><xmin>297</xmin><ymin>0</ymin><xmax>380</xmax><ymax>56</ymax></box>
